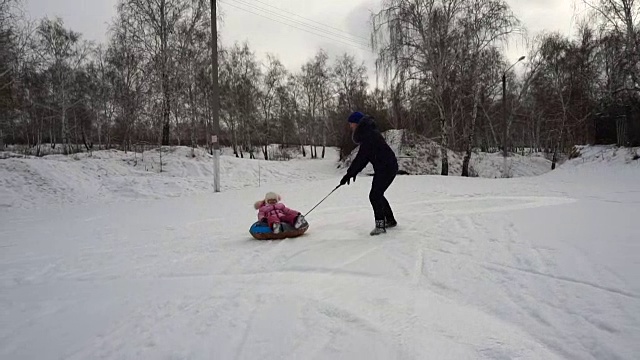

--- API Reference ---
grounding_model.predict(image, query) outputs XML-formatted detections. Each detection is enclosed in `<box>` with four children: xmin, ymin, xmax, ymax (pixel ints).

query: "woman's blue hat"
<box><xmin>348</xmin><ymin>111</ymin><xmax>365</xmax><ymax>124</ymax></box>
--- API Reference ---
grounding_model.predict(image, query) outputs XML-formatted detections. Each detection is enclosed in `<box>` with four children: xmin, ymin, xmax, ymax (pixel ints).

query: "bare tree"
<box><xmin>459</xmin><ymin>0</ymin><xmax>520</xmax><ymax>176</ymax></box>
<box><xmin>85</xmin><ymin>45</ymin><xmax>116</xmax><ymax>150</ymax></box>
<box><xmin>35</xmin><ymin>18</ymin><xmax>91</xmax><ymax>154</ymax></box>
<box><xmin>373</xmin><ymin>0</ymin><xmax>519</xmax><ymax>175</ymax></box>
<box><xmin>584</xmin><ymin>0</ymin><xmax>640</xmax><ymax>90</ymax></box>
<box><xmin>299</xmin><ymin>50</ymin><xmax>332</xmax><ymax>158</ymax></box>
<box><xmin>116</xmin><ymin>0</ymin><xmax>207</xmax><ymax>146</ymax></box>
<box><xmin>220</xmin><ymin>42</ymin><xmax>260</xmax><ymax>158</ymax></box>
<box><xmin>333</xmin><ymin>53</ymin><xmax>368</xmax><ymax>112</ymax></box>
<box><xmin>0</xmin><ymin>0</ymin><xmax>20</xmax><ymax>148</ymax></box>
<box><xmin>286</xmin><ymin>73</ymin><xmax>308</xmax><ymax>156</ymax></box>
<box><xmin>258</xmin><ymin>54</ymin><xmax>287</xmax><ymax>160</ymax></box>
<box><xmin>0</xmin><ymin>0</ymin><xmax>18</xmax><ymax>91</ymax></box>
<box><xmin>171</xmin><ymin>2</ymin><xmax>210</xmax><ymax>149</ymax></box>
<box><xmin>106</xmin><ymin>15</ymin><xmax>146</xmax><ymax>150</ymax></box>
<box><xmin>373</xmin><ymin>0</ymin><xmax>468</xmax><ymax>175</ymax></box>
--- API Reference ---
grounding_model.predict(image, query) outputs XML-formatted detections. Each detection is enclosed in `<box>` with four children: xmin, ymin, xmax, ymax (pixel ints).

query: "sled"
<box><xmin>249</xmin><ymin>218</ymin><xmax>309</xmax><ymax>240</ymax></box>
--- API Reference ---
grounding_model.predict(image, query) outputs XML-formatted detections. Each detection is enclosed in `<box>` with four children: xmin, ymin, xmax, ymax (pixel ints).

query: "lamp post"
<box><xmin>502</xmin><ymin>55</ymin><xmax>525</xmax><ymax>176</ymax></box>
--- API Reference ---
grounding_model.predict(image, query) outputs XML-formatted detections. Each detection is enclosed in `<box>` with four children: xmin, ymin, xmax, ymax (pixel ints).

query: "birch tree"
<box><xmin>300</xmin><ymin>49</ymin><xmax>331</xmax><ymax>158</ymax></box>
<box><xmin>116</xmin><ymin>0</ymin><xmax>208</xmax><ymax>145</ymax></box>
<box><xmin>373</xmin><ymin>0</ymin><xmax>468</xmax><ymax>175</ymax></box>
<box><xmin>258</xmin><ymin>54</ymin><xmax>287</xmax><ymax>160</ymax></box>
<box><xmin>35</xmin><ymin>18</ymin><xmax>90</xmax><ymax>154</ymax></box>
<box><xmin>458</xmin><ymin>0</ymin><xmax>519</xmax><ymax>176</ymax></box>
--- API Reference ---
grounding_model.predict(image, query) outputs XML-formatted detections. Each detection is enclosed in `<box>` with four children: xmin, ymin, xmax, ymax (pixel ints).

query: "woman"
<box><xmin>340</xmin><ymin>111</ymin><xmax>398</xmax><ymax>235</ymax></box>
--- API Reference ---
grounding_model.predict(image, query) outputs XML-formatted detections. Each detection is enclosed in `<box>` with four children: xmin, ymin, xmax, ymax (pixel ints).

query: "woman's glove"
<box><xmin>340</xmin><ymin>174</ymin><xmax>356</xmax><ymax>186</ymax></box>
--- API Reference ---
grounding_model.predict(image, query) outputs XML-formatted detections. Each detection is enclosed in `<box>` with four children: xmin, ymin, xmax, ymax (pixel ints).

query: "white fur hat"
<box><xmin>264</xmin><ymin>192</ymin><xmax>280</xmax><ymax>202</ymax></box>
<box><xmin>254</xmin><ymin>192</ymin><xmax>281</xmax><ymax>209</ymax></box>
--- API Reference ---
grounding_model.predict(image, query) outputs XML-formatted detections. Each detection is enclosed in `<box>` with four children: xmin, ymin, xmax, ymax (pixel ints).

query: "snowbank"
<box><xmin>563</xmin><ymin>145</ymin><xmax>640</xmax><ymax>167</ymax></box>
<box><xmin>539</xmin><ymin>145</ymin><xmax>640</xmax><ymax>190</ymax></box>
<box><xmin>339</xmin><ymin>129</ymin><xmax>553</xmax><ymax>178</ymax></box>
<box><xmin>220</xmin><ymin>143</ymin><xmax>328</xmax><ymax>161</ymax></box>
<box><xmin>0</xmin><ymin>146</ymin><xmax>341</xmax><ymax>210</ymax></box>
<box><xmin>3</xmin><ymin>141</ymin><xmax>637</xmax><ymax>211</ymax></box>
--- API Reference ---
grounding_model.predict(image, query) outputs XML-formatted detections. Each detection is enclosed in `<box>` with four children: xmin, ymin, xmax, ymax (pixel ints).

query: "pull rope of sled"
<box><xmin>304</xmin><ymin>185</ymin><xmax>341</xmax><ymax>217</ymax></box>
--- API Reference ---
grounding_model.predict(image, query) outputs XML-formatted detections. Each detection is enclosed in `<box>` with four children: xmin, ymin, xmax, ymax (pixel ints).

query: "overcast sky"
<box><xmin>24</xmin><ymin>0</ymin><xmax>582</xmax><ymax>86</ymax></box>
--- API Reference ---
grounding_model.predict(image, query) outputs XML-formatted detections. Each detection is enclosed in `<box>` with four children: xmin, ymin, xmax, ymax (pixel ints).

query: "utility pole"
<box><xmin>502</xmin><ymin>55</ymin><xmax>525</xmax><ymax>178</ymax></box>
<box><xmin>502</xmin><ymin>71</ymin><xmax>507</xmax><ymax>158</ymax></box>
<box><xmin>211</xmin><ymin>0</ymin><xmax>220</xmax><ymax>192</ymax></box>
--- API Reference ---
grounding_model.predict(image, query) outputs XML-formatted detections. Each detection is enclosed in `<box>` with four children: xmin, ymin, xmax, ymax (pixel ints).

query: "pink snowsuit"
<box><xmin>256</xmin><ymin>201</ymin><xmax>300</xmax><ymax>228</ymax></box>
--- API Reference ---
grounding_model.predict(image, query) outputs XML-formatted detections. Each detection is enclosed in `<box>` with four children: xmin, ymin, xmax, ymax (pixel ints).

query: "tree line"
<box><xmin>1</xmin><ymin>0</ymin><xmax>638</xmax><ymax>174</ymax></box>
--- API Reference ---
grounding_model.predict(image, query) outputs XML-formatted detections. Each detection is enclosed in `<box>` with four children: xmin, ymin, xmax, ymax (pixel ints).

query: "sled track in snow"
<box><xmin>315</xmin><ymin>195</ymin><xmax>576</xmax><ymax>219</ymax></box>
<box><xmin>483</xmin><ymin>263</ymin><xmax>640</xmax><ymax>300</ymax></box>
<box><xmin>375</xmin><ymin>196</ymin><xmax>576</xmax><ymax>235</ymax></box>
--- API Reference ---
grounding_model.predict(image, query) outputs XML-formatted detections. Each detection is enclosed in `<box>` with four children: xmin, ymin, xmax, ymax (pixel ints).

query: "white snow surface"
<box><xmin>1</xmin><ymin>145</ymin><xmax>639</xmax><ymax>359</ymax></box>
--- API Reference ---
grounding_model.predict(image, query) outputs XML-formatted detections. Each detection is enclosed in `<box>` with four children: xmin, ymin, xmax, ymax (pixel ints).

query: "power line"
<box><xmin>241</xmin><ymin>0</ymin><xmax>370</xmax><ymax>44</ymax></box>
<box><xmin>235</xmin><ymin>0</ymin><xmax>369</xmax><ymax>47</ymax></box>
<box><xmin>219</xmin><ymin>1</ymin><xmax>372</xmax><ymax>52</ymax></box>
<box><xmin>230</xmin><ymin>0</ymin><xmax>371</xmax><ymax>48</ymax></box>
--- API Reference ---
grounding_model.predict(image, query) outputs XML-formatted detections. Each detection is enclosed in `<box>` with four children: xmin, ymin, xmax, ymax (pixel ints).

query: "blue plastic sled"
<box><xmin>249</xmin><ymin>219</ymin><xmax>309</xmax><ymax>240</ymax></box>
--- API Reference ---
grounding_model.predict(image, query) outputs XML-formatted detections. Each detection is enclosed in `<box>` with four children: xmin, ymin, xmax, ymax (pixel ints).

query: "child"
<box><xmin>254</xmin><ymin>192</ymin><xmax>306</xmax><ymax>234</ymax></box>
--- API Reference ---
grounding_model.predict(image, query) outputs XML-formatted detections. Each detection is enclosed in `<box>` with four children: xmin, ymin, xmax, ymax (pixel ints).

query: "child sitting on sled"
<box><xmin>254</xmin><ymin>192</ymin><xmax>306</xmax><ymax>234</ymax></box>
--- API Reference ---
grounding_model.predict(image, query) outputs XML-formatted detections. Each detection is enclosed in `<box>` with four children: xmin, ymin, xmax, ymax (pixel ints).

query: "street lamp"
<box><xmin>502</xmin><ymin>55</ymin><xmax>525</xmax><ymax>176</ymax></box>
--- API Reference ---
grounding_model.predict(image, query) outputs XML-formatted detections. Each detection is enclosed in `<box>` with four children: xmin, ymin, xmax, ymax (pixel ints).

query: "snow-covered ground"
<box><xmin>0</xmin><ymin>145</ymin><xmax>639</xmax><ymax>359</ymax></box>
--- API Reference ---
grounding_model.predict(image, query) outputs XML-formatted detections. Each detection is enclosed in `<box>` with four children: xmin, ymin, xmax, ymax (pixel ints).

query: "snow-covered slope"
<box><xmin>0</xmin><ymin>138</ymin><xmax>562</xmax><ymax>210</ymax></box>
<box><xmin>0</xmin><ymin>146</ymin><xmax>341</xmax><ymax>210</ymax></box>
<box><xmin>0</xmin><ymin>145</ymin><xmax>639</xmax><ymax>359</ymax></box>
<box><xmin>340</xmin><ymin>129</ymin><xmax>553</xmax><ymax>178</ymax></box>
